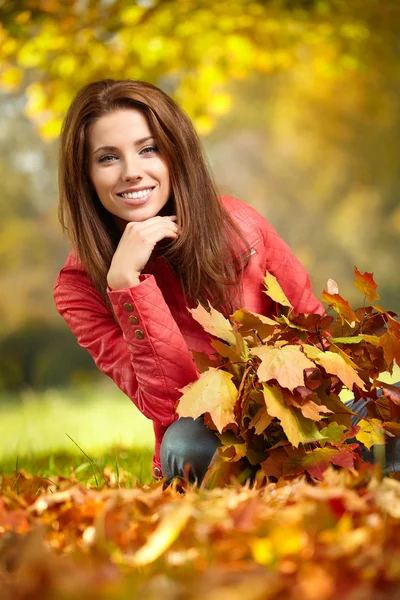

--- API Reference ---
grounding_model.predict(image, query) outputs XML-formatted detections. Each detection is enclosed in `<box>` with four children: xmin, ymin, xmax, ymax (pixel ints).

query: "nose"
<box><xmin>122</xmin><ymin>156</ymin><xmax>143</xmax><ymax>182</ymax></box>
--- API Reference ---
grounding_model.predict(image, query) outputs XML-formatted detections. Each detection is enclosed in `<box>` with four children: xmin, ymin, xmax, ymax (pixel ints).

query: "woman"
<box><xmin>54</xmin><ymin>79</ymin><xmax>323</xmax><ymax>482</ymax></box>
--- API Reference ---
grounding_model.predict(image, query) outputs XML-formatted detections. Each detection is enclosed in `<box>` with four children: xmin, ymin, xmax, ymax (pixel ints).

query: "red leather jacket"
<box><xmin>54</xmin><ymin>197</ymin><xmax>323</xmax><ymax>476</ymax></box>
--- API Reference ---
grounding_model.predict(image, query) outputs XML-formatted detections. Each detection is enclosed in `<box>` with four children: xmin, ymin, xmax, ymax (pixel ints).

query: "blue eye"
<box><xmin>98</xmin><ymin>154</ymin><xmax>117</xmax><ymax>163</ymax></box>
<box><xmin>140</xmin><ymin>145</ymin><xmax>158</xmax><ymax>156</ymax></box>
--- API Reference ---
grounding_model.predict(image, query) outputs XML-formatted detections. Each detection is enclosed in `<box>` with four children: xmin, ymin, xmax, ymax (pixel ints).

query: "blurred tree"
<box><xmin>1</xmin><ymin>0</ymin><xmax>399</xmax><ymax>137</ymax></box>
<box><xmin>1</xmin><ymin>0</ymin><xmax>400</xmax><ymax>389</ymax></box>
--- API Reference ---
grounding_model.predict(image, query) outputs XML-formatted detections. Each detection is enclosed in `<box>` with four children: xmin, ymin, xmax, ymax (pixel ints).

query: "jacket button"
<box><xmin>123</xmin><ymin>303</ymin><xmax>133</xmax><ymax>312</ymax></box>
<box><xmin>129</xmin><ymin>315</ymin><xmax>139</xmax><ymax>325</ymax></box>
<box><xmin>135</xmin><ymin>329</ymin><xmax>145</xmax><ymax>340</ymax></box>
<box><xmin>153</xmin><ymin>467</ymin><xmax>162</xmax><ymax>479</ymax></box>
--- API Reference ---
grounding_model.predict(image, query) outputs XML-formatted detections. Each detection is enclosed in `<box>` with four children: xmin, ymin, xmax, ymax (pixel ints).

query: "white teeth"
<box><xmin>120</xmin><ymin>188</ymin><xmax>153</xmax><ymax>199</ymax></box>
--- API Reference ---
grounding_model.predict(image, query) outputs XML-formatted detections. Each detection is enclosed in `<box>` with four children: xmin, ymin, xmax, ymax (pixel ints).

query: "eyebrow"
<box><xmin>93</xmin><ymin>136</ymin><xmax>155</xmax><ymax>155</ymax></box>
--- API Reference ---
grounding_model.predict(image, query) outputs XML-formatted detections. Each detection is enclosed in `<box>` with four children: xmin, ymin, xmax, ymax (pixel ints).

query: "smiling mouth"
<box><xmin>118</xmin><ymin>187</ymin><xmax>155</xmax><ymax>200</ymax></box>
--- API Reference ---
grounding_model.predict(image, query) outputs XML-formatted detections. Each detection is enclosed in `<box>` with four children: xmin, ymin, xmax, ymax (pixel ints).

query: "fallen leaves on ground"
<box><xmin>1</xmin><ymin>468</ymin><xmax>400</xmax><ymax>599</ymax></box>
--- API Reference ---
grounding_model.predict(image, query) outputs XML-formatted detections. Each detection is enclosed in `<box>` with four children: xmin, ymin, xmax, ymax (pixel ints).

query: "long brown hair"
<box><xmin>59</xmin><ymin>79</ymin><xmax>249</xmax><ymax>313</ymax></box>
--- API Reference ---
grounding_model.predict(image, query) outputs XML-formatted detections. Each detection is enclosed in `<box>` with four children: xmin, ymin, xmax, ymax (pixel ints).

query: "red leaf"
<box><xmin>353</xmin><ymin>267</ymin><xmax>380</xmax><ymax>302</ymax></box>
<box><xmin>321</xmin><ymin>291</ymin><xmax>359</xmax><ymax>326</ymax></box>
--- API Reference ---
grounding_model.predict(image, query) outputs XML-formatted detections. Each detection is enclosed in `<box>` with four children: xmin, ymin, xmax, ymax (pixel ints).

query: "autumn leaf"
<box><xmin>321</xmin><ymin>290</ymin><xmax>359</xmax><ymax>326</ymax></box>
<box><xmin>189</xmin><ymin>302</ymin><xmax>236</xmax><ymax>346</ymax></box>
<box><xmin>231</xmin><ymin>308</ymin><xmax>276</xmax><ymax>339</ymax></box>
<box><xmin>330</xmin><ymin>335</ymin><xmax>380</xmax><ymax>345</ymax></box>
<box><xmin>353</xmin><ymin>266</ymin><xmax>380</xmax><ymax>302</ymax></box>
<box><xmin>355</xmin><ymin>418</ymin><xmax>385</xmax><ymax>450</ymax></box>
<box><xmin>328</xmin><ymin>342</ymin><xmax>360</xmax><ymax>369</ymax></box>
<box><xmin>376</xmin><ymin>381</ymin><xmax>400</xmax><ymax>406</ymax></box>
<box><xmin>382</xmin><ymin>421</ymin><xmax>400</xmax><ymax>437</ymax></box>
<box><xmin>251</xmin><ymin>344</ymin><xmax>316</xmax><ymax>392</ymax></box>
<box><xmin>177</xmin><ymin>368</ymin><xmax>238</xmax><ymax>433</ymax></box>
<box><xmin>247</xmin><ymin>405</ymin><xmax>273</xmax><ymax>434</ymax></box>
<box><xmin>217</xmin><ymin>431</ymin><xmax>248</xmax><ymax>462</ymax></box>
<box><xmin>262</xmin><ymin>383</ymin><xmax>325</xmax><ymax>447</ymax></box>
<box><xmin>378</xmin><ymin>330</ymin><xmax>400</xmax><ymax>367</ymax></box>
<box><xmin>192</xmin><ymin>350</ymin><xmax>222</xmax><ymax>373</ymax></box>
<box><xmin>211</xmin><ymin>339</ymin><xmax>238</xmax><ymax>360</ymax></box>
<box><xmin>327</xmin><ymin>279</ymin><xmax>339</xmax><ymax>294</ymax></box>
<box><xmin>313</xmin><ymin>350</ymin><xmax>366</xmax><ymax>391</ymax></box>
<box><xmin>285</xmin><ymin>391</ymin><xmax>332</xmax><ymax>421</ymax></box>
<box><xmin>132</xmin><ymin>501</ymin><xmax>193</xmax><ymax>566</ymax></box>
<box><xmin>319</xmin><ymin>422</ymin><xmax>348</xmax><ymax>447</ymax></box>
<box><xmin>263</xmin><ymin>272</ymin><xmax>293</xmax><ymax>309</ymax></box>
<box><xmin>286</xmin><ymin>447</ymin><xmax>355</xmax><ymax>480</ymax></box>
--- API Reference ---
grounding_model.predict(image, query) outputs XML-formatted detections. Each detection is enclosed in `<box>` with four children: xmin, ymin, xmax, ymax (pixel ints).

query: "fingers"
<box><xmin>125</xmin><ymin>216</ymin><xmax>179</xmax><ymax>240</ymax></box>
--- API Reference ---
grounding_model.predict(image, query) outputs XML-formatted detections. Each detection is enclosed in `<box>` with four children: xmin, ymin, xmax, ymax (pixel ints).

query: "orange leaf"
<box><xmin>132</xmin><ymin>501</ymin><xmax>193</xmax><ymax>566</ymax></box>
<box><xmin>353</xmin><ymin>266</ymin><xmax>380</xmax><ymax>302</ymax></box>
<box><xmin>248</xmin><ymin>404</ymin><xmax>273</xmax><ymax>434</ymax></box>
<box><xmin>378</xmin><ymin>330</ymin><xmax>400</xmax><ymax>367</ymax></box>
<box><xmin>262</xmin><ymin>384</ymin><xmax>325</xmax><ymax>447</ymax></box>
<box><xmin>177</xmin><ymin>368</ymin><xmax>238</xmax><ymax>433</ymax></box>
<box><xmin>286</xmin><ymin>391</ymin><xmax>333</xmax><ymax>421</ymax></box>
<box><xmin>231</xmin><ymin>308</ymin><xmax>277</xmax><ymax>339</ymax></box>
<box><xmin>188</xmin><ymin>302</ymin><xmax>236</xmax><ymax>345</ymax></box>
<box><xmin>251</xmin><ymin>344</ymin><xmax>316</xmax><ymax>392</ymax></box>
<box><xmin>314</xmin><ymin>351</ymin><xmax>366</xmax><ymax>391</ymax></box>
<box><xmin>321</xmin><ymin>291</ymin><xmax>359</xmax><ymax>326</ymax></box>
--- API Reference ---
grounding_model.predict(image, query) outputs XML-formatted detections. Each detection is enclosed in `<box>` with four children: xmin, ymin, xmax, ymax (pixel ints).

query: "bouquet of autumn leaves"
<box><xmin>177</xmin><ymin>268</ymin><xmax>400</xmax><ymax>482</ymax></box>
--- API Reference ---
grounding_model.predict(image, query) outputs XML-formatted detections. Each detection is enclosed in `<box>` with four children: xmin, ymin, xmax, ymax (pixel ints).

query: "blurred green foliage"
<box><xmin>0</xmin><ymin>384</ymin><xmax>154</xmax><ymax>483</ymax></box>
<box><xmin>0</xmin><ymin>0</ymin><xmax>399</xmax><ymax>390</ymax></box>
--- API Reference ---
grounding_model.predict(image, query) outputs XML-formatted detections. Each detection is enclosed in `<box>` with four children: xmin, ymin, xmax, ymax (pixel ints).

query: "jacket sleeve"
<box><xmin>256</xmin><ymin>213</ymin><xmax>324</xmax><ymax>316</ymax></box>
<box><xmin>53</xmin><ymin>270</ymin><xmax>199</xmax><ymax>426</ymax></box>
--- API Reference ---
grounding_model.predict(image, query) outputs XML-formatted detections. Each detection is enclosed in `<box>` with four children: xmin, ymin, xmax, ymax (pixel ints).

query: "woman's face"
<box><xmin>88</xmin><ymin>108</ymin><xmax>171</xmax><ymax>227</ymax></box>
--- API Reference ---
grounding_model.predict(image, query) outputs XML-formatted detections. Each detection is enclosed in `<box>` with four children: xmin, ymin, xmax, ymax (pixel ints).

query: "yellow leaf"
<box><xmin>248</xmin><ymin>404</ymin><xmax>273</xmax><ymax>434</ymax></box>
<box><xmin>263</xmin><ymin>384</ymin><xmax>324</xmax><ymax>447</ymax></box>
<box><xmin>251</xmin><ymin>344</ymin><xmax>315</xmax><ymax>391</ymax></box>
<box><xmin>314</xmin><ymin>351</ymin><xmax>366</xmax><ymax>391</ymax></box>
<box><xmin>355</xmin><ymin>419</ymin><xmax>385</xmax><ymax>450</ymax></box>
<box><xmin>189</xmin><ymin>302</ymin><xmax>236</xmax><ymax>346</ymax></box>
<box><xmin>263</xmin><ymin>272</ymin><xmax>293</xmax><ymax>308</ymax></box>
<box><xmin>177</xmin><ymin>368</ymin><xmax>238</xmax><ymax>433</ymax></box>
<box><xmin>132</xmin><ymin>501</ymin><xmax>192</xmax><ymax>566</ymax></box>
<box><xmin>231</xmin><ymin>308</ymin><xmax>276</xmax><ymax>335</ymax></box>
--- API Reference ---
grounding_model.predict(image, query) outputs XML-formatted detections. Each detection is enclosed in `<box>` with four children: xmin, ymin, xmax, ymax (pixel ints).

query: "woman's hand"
<box><xmin>107</xmin><ymin>215</ymin><xmax>179</xmax><ymax>290</ymax></box>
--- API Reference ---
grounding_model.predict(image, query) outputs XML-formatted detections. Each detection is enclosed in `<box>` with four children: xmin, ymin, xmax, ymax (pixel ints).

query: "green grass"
<box><xmin>0</xmin><ymin>381</ymin><xmax>155</xmax><ymax>484</ymax></box>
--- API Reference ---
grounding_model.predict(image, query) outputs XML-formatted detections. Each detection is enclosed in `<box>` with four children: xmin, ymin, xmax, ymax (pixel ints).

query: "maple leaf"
<box><xmin>355</xmin><ymin>418</ymin><xmax>385</xmax><ymax>450</ymax></box>
<box><xmin>285</xmin><ymin>386</ymin><xmax>333</xmax><ymax>421</ymax></box>
<box><xmin>231</xmin><ymin>308</ymin><xmax>277</xmax><ymax>341</ymax></box>
<box><xmin>192</xmin><ymin>350</ymin><xmax>222</xmax><ymax>373</ymax></box>
<box><xmin>189</xmin><ymin>302</ymin><xmax>236</xmax><ymax>345</ymax></box>
<box><xmin>378</xmin><ymin>330</ymin><xmax>400</xmax><ymax>367</ymax></box>
<box><xmin>247</xmin><ymin>405</ymin><xmax>273</xmax><ymax>434</ymax></box>
<box><xmin>177</xmin><ymin>368</ymin><xmax>238</xmax><ymax>433</ymax></box>
<box><xmin>263</xmin><ymin>272</ymin><xmax>293</xmax><ymax>309</ymax></box>
<box><xmin>320</xmin><ymin>290</ymin><xmax>359</xmax><ymax>326</ymax></box>
<box><xmin>382</xmin><ymin>421</ymin><xmax>400</xmax><ymax>437</ymax></box>
<box><xmin>376</xmin><ymin>381</ymin><xmax>400</xmax><ymax>406</ymax></box>
<box><xmin>312</xmin><ymin>350</ymin><xmax>366</xmax><ymax>391</ymax></box>
<box><xmin>132</xmin><ymin>501</ymin><xmax>193</xmax><ymax>566</ymax></box>
<box><xmin>217</xmin><ymin>431</ymin><xmax>248</xmax><ymax>462</ymax></box>
<box><xmin>262</xmin><ymin>383</ymin><xmax>325</xmax><ymax>447</ymax></box>
<box><xmin>286</xmin><ymin>447</ymin><xmax>355</xmax><ymax>480</ymax></box>
<box><xmin>330</xmin><ymin>335</ymin><xmax>380</xmax><ymax>345</ymax></box>
<box><xmin>319</xmin><ymin>422</ymin><xmax>348</xmax><ymax>446</ymax></box>
<box><xmin>251</xmin><ymin>344</ymin><xmax>316</xmax><ymax>392</ymax></box>
<box><xmin>353</xmin><ymin>266</ymin><xmax>380</xmax><ymax>302</ymax></box>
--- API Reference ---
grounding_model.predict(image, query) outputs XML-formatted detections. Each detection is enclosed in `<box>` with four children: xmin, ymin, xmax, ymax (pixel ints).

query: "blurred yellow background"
<box><xmin>1</xmin><ymin>0</ymin><xmax>399</xmax><ymax>393</ymax></box>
